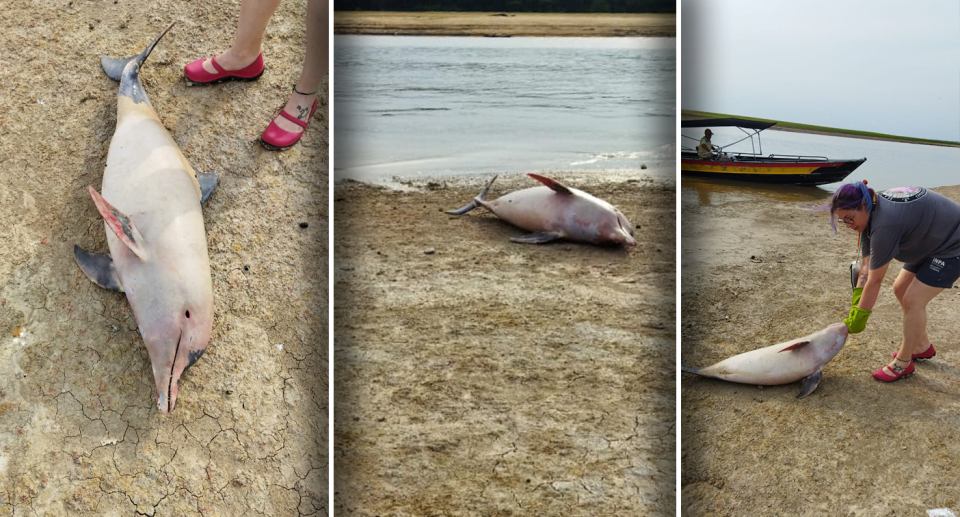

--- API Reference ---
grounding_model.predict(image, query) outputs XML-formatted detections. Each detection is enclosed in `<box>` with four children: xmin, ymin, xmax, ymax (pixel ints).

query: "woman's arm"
<box><xmin>857</xmin><ymin>261</ymin><xmax>888</xmax><ymax>311</ymax></box>
<box><xmin>856</xmin><ymin>255</ymin><xmax>870</xmax><ymax>288</ymax></box>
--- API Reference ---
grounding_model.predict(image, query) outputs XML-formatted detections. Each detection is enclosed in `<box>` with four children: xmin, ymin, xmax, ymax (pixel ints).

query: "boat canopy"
<box><xmin>681</xmin><ymin>118</ymin><xmax>777</xmax><ymax>131</ymax></box>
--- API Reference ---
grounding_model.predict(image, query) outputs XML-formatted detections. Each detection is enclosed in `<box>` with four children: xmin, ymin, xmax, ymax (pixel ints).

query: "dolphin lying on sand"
<box><xmin>681</xmin><ymin>323</ymin><xmax>849</xmax><ymax>399</ymax></box>
<box><xmin>446</xmin><ymin>173</ymin><xmax>637</xmax><ymax>246</ymax></box>
<box><xmin>73</xmin><ymin>23</ymin><xmax>218</xmax><ymax>413</ymax></box>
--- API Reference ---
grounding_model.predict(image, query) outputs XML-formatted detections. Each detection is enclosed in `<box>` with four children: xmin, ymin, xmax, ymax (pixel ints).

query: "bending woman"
<box><xmin>832</xmin><ymin>181</ymin><xmax>960</xmax><ymax>382</ymax></box>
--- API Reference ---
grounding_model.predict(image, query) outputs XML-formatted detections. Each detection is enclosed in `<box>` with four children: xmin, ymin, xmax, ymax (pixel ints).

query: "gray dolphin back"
<box><xmin>100</xmin><ymin>22</ymin><xmax>175</xmax><ymax>105</ymax></box>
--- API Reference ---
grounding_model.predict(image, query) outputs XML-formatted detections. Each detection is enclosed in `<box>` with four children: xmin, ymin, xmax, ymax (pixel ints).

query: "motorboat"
<box><xmin>681</xmin><ymin>118</ymin><xmax>866</xmax><ymax>185</ymax></box>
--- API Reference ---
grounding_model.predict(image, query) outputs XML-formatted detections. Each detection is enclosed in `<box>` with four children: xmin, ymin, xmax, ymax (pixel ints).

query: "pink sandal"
<box><xmin>184</xmin><ymin>53</ymin><xmax>264</xmax><ymax>84</ymax></box>
<box><xmin>891</xmin><ymin>344</ymin><xmax>936</xmax><ymax>360</ymax></box>
<box><xmin>260</xmin><ymin>85</ymin><xmax>320</xmax><ymax>150</ymax></box>
<box><xmin>872</xmin><ymin>360</ymin><xmax>914</xmax><ymax>382</ymax></box>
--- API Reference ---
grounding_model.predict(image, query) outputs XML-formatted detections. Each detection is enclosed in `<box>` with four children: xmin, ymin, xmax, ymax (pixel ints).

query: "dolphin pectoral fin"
<box><xmin>194</xmin><ymin>168</ymin><xmax>219</xmax><ymax>205</ymax></box>
<box><xmin>528</xmin><ymin>173</ymin><xmax>573</xmax><ymax>195</ymax></box>
<box><xmin>86</xmin><ymin>185</ymin><xmax>149</xmax><ymax>261</ymax></box>
<box><xmin>779</xmin><ymin>340</ymin><xmax>811</xmax><ymax>353</ymax></box>
<box><xmin>510</xmin><ymin>231</ymin><xmax>564</xmax><ymax>244</ymax></box>
<box><xmin>797</xmin><ymin>369</ymin><xmax>824</xmax><ymax>399</ymax></box>
<box><xmin>73</xmin><ymin>246</ymin><xmax>123</xmax><ymax>292</ymax></box>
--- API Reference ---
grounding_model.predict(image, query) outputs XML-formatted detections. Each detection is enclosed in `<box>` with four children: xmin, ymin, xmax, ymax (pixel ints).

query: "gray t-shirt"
<box><xmin>862</xmin><ymin>187</ymin><xmax>960</xmax><ymax>269</ymax></box>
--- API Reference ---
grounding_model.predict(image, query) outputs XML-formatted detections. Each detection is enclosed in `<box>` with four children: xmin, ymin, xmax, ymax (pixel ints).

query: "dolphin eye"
<box><xmin>185</xmin><ymin>310</ymin><xmax>191</xmax><ymax>319</ymax></box>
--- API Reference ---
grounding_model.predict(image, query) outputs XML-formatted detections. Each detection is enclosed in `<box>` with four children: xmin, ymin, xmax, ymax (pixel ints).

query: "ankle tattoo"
<box><xmin>295</xmin><ymin>104</ymin><xmax>310</xmax><ymax>120</ymax></box>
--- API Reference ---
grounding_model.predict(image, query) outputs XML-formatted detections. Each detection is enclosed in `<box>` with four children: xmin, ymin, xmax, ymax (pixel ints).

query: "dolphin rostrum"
<box><xmin>681</xmin><ymin>323</ymin><xmax>849</xmax><ymax>399</ymax></box>
<box><xmin>446</xmin><ymin>173</ymin><xmax>637</xmax><ymax>246</ymax></box>
<box><xmin>74</xmin><ymin>23</ymin><xmax>218</xmax><ymax>413</ymax></box>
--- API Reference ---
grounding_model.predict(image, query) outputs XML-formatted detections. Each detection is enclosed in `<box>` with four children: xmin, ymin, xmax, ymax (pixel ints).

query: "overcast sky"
<box><xmin>681</xmin><ymin>0</ymin><xmax>960</xmax><ymax>141</ymax></box>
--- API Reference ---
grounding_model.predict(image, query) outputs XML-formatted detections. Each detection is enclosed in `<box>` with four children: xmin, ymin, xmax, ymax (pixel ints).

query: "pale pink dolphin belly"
<box><xmin>682</xmin><ymin>323</ymin><xmax>849</xmax><ymax>398</ymax></box>
<box><xmin>446</xmin><ymin>173</ymin><xmax>636</xmax><ymax>246</ymax></box>
<box><xmin>73</xmin><ymin>24</ymin><xmax>218</xmax><ymax>413</ymax></box>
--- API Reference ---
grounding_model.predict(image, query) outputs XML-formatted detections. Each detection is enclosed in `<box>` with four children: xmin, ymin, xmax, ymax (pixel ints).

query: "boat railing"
<box><xmin>683</xmin><ymin>151</ymin><xmax>831</xmax><ymax>162</ymax></box>
<box><xmin>765</xmin><ymin>154</ymin><xmax>830</xmax><ymax>162</ymax></box>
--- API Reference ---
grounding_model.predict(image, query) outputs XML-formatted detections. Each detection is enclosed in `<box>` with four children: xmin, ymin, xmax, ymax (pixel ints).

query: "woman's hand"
<box><xmin>844</xmin><ymin>306</ymin><xmax>872</xmax><ymax>333</ymax></box>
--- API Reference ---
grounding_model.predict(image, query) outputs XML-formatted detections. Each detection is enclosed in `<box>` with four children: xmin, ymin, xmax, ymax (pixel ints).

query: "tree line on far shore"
<box><xmin>334</xmin><ymin>0</ymin><xmax>674</xmax><ymax>13</ymax></box>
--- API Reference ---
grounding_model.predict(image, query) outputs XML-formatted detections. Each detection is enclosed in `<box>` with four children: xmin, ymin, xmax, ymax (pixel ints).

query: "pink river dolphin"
<box><xmin>446</xmin><ymin>173</ymin><xmax>637</xmax><ymax>246</ymax></box>
<box><xmin>681</xmin><ymin>323</ymin><xmax>850</xmax><ymax>399</ymax></box>
<box><xmin>73</xmin><ymin>24</ymin><xmax>218</xmax><ymax>413</ymax></box>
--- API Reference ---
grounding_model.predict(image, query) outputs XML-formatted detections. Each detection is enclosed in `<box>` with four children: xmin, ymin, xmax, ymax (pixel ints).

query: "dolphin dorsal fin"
<box><xmin>86</xmin><ymin>185</ymin><xmax>149</xmax><ymax>261</ymax></box>
<box><xmin>528</xmin><ymin>173</ymin><xmax>573</xmax><ymax>195</ymax></box>
<box><xmin>779</xmin><ymin>340</ymin><xmax>811</xmax><ymax>353</ymax></box>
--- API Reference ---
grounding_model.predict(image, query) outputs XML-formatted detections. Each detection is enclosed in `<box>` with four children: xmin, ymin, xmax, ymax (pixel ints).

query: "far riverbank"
<box><xmin>334</xmin><ymin>11</ymin><xmax>676</xmax><ymax>37</ymax></box>
<box><xmin>682</xmin><ymin>109</ymin><xmax>960</xmax><ymax>148</ymax></box>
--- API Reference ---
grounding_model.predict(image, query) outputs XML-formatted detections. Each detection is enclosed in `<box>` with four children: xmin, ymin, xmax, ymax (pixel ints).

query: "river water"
<box><xmin>334</xmin><ymin>35</ymin><xmax>675</xmax><ymax>183</ymax></box>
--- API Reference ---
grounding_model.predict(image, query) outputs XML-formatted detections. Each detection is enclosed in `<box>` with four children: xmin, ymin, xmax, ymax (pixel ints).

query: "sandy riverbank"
<box><xmin>334</xmin><ymin>11</ymin><xmax>676</xmax><ymax>37</ymax></box>
<box><xmin>0</xmin><ymin>1</ymin><xmax>328</xmax><ymax>514</ymax></box>
<box><xmin>681</xmin><ymin>181</ymin><xmax>960</xmax><ymax>515</ymax></box>
<box><xmin>333</xmin><ymin>172</ymin><xmax>676</xmax><ymax>515</ymax></box>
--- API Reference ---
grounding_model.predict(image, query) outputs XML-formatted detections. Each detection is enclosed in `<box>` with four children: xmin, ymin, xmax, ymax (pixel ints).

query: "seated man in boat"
<box><xmin>698</xmin><ymin>129</ymin><xmax>720</xmax><ymax>159</ymax></box>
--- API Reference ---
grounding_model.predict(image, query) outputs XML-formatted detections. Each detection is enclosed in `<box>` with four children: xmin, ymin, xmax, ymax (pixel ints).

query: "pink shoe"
<box><xmin>184</xmin><ymin>53</ymin><xmax>264</xmax><ymax>84</ymax></box>
<box><xmin>260</xmin><ymin>98</ymin><xmax>319</xmax><ymax>150</ymax></box>
<box><xmin>872</xmin><ymin>360</ymin><xmax>914</xmax><ymax>382</ymax></box>
<box><xmin>891</xmin><ymin>344</ymin><xmax>936</xmax><ymax>360</ymax></box>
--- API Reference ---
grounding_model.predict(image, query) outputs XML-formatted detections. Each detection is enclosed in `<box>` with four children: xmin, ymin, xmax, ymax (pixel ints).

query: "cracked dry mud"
<box><xmin>681</xmin><ymin>182</ymin><xmax>960</xmax><ymax>516</ymax></box>
<box><xmin>334</xmin><ymin>172</ymin><xmax>676</xmax><ymax>515</ymax></box>
<box><xmin>0</xmin><ymin>1</ymin><xmax>327</xmax><ymax>515</ymax></box>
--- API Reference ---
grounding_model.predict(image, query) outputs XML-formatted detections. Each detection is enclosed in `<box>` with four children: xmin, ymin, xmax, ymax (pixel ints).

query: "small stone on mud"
<box><xmin>750</xmin><ymin>255</ymin><xmax>762</xmax><ymax>263</ymax></box>
<box><xmin>299</xmin><ymin>222</ymin><xmax>308</xmax><ymax>228</ymax></box>
<box><xmin>243</xmin><ymin>265</ymin><xmax>249</xmax><ymax>271</ymax></box>
<box><xmin>424</xmin><ymin>247</ymin><xmax>436</xmax><ymax>255</ymax></box>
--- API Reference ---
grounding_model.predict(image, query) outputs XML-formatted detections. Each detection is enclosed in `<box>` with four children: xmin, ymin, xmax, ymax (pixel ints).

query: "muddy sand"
<box><xmin>0</xmin><ymin>1</ymin><xmax>327</xmax><ymax>515</ymax></box>
<box><xmin>333</xmin><ymin>172</ymin><xmax>676</xmax><ymax>515</ymax></box>
<box><xmin>334</xmin><ymin>11</ymin><xmax>676</xmax><ymax>37</ymax></box>
<box><xmin>681</xmin><ymin>181</ymin><xmax>960</xmax><ymax>515</ymax></box>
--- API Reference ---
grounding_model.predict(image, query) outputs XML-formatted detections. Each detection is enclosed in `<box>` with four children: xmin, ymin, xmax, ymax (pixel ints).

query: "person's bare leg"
<box><xmin>892</xmin><ymin>270</ymin><xmax>931</xmax><ymax>355</ymax></box>
<box><xmin>201</xmin><ymin>0</ymin><xmax>282</xmax><ymax>73</ymax></box>
<box><xmin>270</xmin><ymin>0</ymin><xmax>328</xmax><ymax>134</ymax></box>
<box><xmin>879</xmin><ymin>279</ymin><xmax>942</xmax><ymax>377</ymax></box>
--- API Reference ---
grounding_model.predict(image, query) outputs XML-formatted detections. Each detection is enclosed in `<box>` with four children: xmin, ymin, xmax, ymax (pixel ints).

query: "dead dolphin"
<box><xmin>446</xmin><ymin>173</ymin><xmax>637</xmax><ymax>246</ymax></box>
<box><xmin>681</xmin><ymin>323</ymin><xmax>849</xmax><ymax>399</ymax></box>
<box><xmin>73</xmin><ymin>23</ymin><xmax>218</xmax><ymax>413</ymax></box>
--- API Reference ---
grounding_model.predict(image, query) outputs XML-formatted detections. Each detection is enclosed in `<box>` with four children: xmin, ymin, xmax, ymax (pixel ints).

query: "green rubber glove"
<box><xmin>851</xmin><ymin>287</ymin><xmax>863</xmax><ymax>307</ymax></box>
<box><xmin>844</xmin><ymin>306</ymin><xmax>872</xmax><ymax>334</ymax></box>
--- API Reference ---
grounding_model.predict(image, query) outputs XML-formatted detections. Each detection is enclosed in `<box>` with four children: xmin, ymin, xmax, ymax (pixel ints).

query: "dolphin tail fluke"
<box><xmin>681</xmin><ymin>365</ymin><xmax>702</xmax><ymax>376</ymax></box>
<box><xmin>100</xmin><ymin>55</ymin><xmax>135</xmax><ymax>82</ymax></box>
<box><xmin>445</xmin><ymin>174</ymin><xmax>498</xmax><ymax>215</ymax></box>
<box><xmin>101</xmin><ymin>22</ymin><xmax>175</xmax><ymax>104</ymax></box>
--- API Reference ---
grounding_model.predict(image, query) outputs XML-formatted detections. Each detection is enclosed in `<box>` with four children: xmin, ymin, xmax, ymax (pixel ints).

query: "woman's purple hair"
<box><xmin>823</xmin><ymin>180</ymin><xmax>875</xmax><ymax>234</ymax></box>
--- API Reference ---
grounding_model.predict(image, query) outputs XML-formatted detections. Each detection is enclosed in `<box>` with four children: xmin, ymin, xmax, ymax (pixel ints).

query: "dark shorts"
<box><xmin>904</xmin><ymin>256</ymin><xmax>960</xmax><ymax>288</ymax></box>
